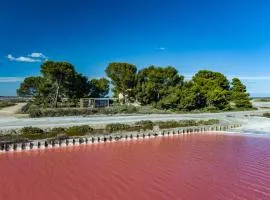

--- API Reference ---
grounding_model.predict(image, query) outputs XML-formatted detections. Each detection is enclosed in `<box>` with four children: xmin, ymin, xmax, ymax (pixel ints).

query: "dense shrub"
<box><xmin>65</xmin><ymin>125</ymin><xmax>94</xmax><ymax>136</ymax></box>
<box><xmin>21</xmin><ymin>127</ymin><xmax>44</xmax><ymax>135</ymax></box>
<box><xmin>27</xmin><ymin>106</ymin><xmax>139</xmax><ymax>118</ymax></box>
<box><xmin>0</xmin><ymin>101</ymin><xmax>16</xmax><ymax>109</ymax></box>
<box><xmin>156</xmin><ymin>119</ymin><xmax>219</xmax><ymax>129</ymax></box>
<box><xmin>0</xmin><ymin>134</ymin><xmax>29</xmax><ymax>144</ymax></box>
<box><xmin>263</xmin><ymin>113</ymin><xmax>270</xmax><ymax>118</ymax></box>
<box><xmin>135</xmin><ymin>120</ymin><xmax>154</xmax><ymax>130</ymax></box>
<box><xmin>197</xmin><ymin>119</ymin><xmax>219</xmax><ymax>125</ymax></box>
<box><xmin>20</xmin><ymin>102</ymin><xmax>32</xmax><ymax>113</ymax></box>
<box><xmin>105</xmin><ymin>123</ymin><xmax>131</xmax><ymax>133</ymax></box>
<box><xmin>49</xmin><ymin>127</ymin><xmax>66</xmax><ymax>134</ymax></box>
<box><xmin>28</xmin><ymin>105</ymin><xmax>42</xmax><ymax>117</ymax></box>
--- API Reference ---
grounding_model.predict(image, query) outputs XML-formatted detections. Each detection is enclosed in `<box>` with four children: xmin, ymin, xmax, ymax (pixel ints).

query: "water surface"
<box><xmin>1</xmin><ymin>133</ymin><xmax>270</xmax><ymax>200</ymax></box>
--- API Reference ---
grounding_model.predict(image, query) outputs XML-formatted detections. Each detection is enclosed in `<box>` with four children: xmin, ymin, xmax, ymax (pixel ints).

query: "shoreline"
<box><xmin>0</xmin><ymin>124</ymin><xmax>241</xmax><ymax>154</ymax></box>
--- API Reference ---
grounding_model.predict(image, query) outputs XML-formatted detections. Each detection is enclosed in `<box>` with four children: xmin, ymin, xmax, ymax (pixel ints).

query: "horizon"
<box><xmin>1</xmin><ymin>0</ymin><xmax>270</xmax><ymax>97</ymax></box>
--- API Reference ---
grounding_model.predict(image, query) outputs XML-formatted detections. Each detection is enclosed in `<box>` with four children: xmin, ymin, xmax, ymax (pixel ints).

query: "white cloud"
<box><xmin>7</xmin><ymin>53</ymin><xmax>48</xmax><ymax>63</ymax></box>
<box><xmin>7</xmin><ymin>54</ymin><xmax>41</xmax><ymax>63</ymax></box>
<box><xmin>0</xmin><ymin>77</ymin><xmax>24</xmax><ymax>83</ymax></box>
<box><xmin>28</xmin><ymin>52</ymin><xmax>47</xmax><ymax>59</ymax></box>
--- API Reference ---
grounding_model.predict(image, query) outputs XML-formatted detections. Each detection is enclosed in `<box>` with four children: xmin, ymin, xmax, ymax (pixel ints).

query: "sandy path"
<box><xmin>0</xmin><ymin>103</ymin><xmax>26</xmax><ymax>117</ymax></box>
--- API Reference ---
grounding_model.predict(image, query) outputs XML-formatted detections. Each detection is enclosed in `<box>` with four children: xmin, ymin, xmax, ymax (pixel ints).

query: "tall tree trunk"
<box><xmin>54</xmin><ymin>84</ymin><xmax>59</xmax><ymax>108</ymax></box>
<box><xmin>54</xmin><ymin>79</ymin><xmax>61</xmax><ymax>108</ymax></box>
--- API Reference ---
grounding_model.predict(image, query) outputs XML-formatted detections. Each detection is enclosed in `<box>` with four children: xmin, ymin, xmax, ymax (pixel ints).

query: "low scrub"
<box><xmin>65</xmin><ymin>125</ymin><xmax>94</xmax><ymax>136</ymax></box>
<box><xmin>21</xmin><ymin>127</ymin><xmax>44</xmax><ymax>135</ymax></box>
<box><xmin>156</xmin><ymin>119</ymin><xmax>219</xmax><ymax>129</ymax></box>
<box><xmin>135</xmin><ymin>120</ymin><xmax>154</xmax><ymax>130</ymax></box>
<box><xmin>0</xmin><ymin>101</ymin><xmax>16</xmax><ymax>109</ymax></box>
<box><xmin>105</xmin><ymin>123</ymin><xmax>131</xmax><ymax>133</ymax></box>
<box><xmin>20</xmin><ymin>126</ymin><xmax>58</xmax><ymax>140</ymax></box>
<box><xmin>262</xmin><ymin>113</ymin><xmax>270</xmax><ymax>118</ymax></box>
<box><xmin>197</xmin><ymin>119</ymin><xmax>219</xmax><ymax>125</ymax></box>
<box><xmin>24</xmin><ymin>104</ymin><xmax>170</xmax><ymax>118</ymax></box>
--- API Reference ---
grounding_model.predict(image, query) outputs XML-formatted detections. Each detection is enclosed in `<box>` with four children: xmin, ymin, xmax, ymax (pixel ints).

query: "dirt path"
<box><xmin>0</xmin><ymin>103</ymin><xmax>26</xmax><ymax>117</ymax></box>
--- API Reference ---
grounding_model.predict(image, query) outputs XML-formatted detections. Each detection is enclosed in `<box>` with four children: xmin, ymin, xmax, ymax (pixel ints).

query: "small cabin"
<box><xmin>80</xmin><ymin>98</ymin><xmax>115</xmax><ymax>108</ymax></box>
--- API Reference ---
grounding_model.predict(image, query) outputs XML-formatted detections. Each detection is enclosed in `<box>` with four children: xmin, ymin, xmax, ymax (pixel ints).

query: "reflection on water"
<box><xmin>1</xmin><ymin>133</ymin><xmax>270</xmax><ymax>200</ymax></box>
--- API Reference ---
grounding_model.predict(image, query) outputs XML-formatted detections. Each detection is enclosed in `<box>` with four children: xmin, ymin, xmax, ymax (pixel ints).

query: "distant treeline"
<box><xmin>17</xmin><ymin>61</ymin><xmax>252</xmax><ymax>111</ymax></box>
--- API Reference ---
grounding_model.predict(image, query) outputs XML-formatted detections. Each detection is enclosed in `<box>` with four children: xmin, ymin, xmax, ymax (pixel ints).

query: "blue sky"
<box><xmin>1</xmin><ymin>0</ymin><xmax>270</xmax><ymax>96</ymax></box>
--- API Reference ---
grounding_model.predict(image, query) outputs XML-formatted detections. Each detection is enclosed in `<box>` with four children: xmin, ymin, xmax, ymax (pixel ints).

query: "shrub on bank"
<box><xmin>156</xmin><ymin>119</ymin><xmax>219</xmax><ymax>129</ymax></box>
<box><xmin>262</xmin><ymin>113</ymin><xmax>270</xmax><ymax>118</ymax></box>
<box><xmin>21</xmin><ymin>127</ymin><xmax>44</xmax><ymax>135</ymax></box>
<box><xmin>197</xmin><ymin>119</ymin><xmax>219</xmax><ymax>125</ymax></box>
<box><xmin>65</xmin><ymin>125</ymin><xmax>94</xmax><ymax>136</ymax></box>
<box><xmin>105</xmin><ymin>123</ymin><xmax>131</xmax><ymax>133</ymax></box>
<box><xmin>25</xmin><ymin>104</ymin><xmax>170</xmax><ymax>118</ymax></box>
<box><xmin>28</xmin><ymin>105</ymin><xmax>42</xmax><ymax>118</ymax></box>
<box><xmin>135</xmin><ymin>120</ymin><xmax>154</xmax><ymax>130</ymax></box>
<box><xmin>0</xmin><ymin>101</ymin><xmax>16</xmax><ymax>109</ymax></box>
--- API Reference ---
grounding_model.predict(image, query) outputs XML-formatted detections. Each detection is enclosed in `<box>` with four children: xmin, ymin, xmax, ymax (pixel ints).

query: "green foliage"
<box><xmin>28</xmin><ymin>105</ymin><xmax>42</xmax><ymax>117</ymax></box>
<box><xmin>50</xmin><ymin>127</ymin><xmax>66</xmax><ymax>134</ymax></box>
<box><xmin>230</xmin><ymin>78</ymin><xmax>252</xmax><ymax>108</ymax></box>
<box><xmin>262</xmin><ymin>113</ymin><xmax>270</xmax><ymax>118</ymax></box>
<box><xmin>17</xmin><ymin>60</ymin><xmax>252</xmax><ymax>113</ymax></box>
<box><xmin>156</xmin><ymin>119</ymin><xmax>219</xmax><ymax>129</ymax></box>
<box><xmin>0</xmin><ymin>101</ymin><xmax>16</xmax><ymax>109</ymax></box>
<box><xmin>17</xmin><ymin>76</ymin><xmax>43</xmax><ymax>96</ymax></box>
<box><xmin>89</xmin><ymin>78</ymin><xmax>110</xmax><ymax>98</ymax></box>
<box><xmin>192</xmin><ymin>70</ymin><xmax>230</xmax><ymax>110</ymax></box>
<box><xmin>105</xmin><ymin>62</ymin><xmax>137</xmax><ymax>103</ymax></box>
<box><xmin>65</xmin><ymin>125</ymin><xmax>94</xmax><ymax>136</ymax></box>
<box><xmin>135</xmin><ymin>120</ymin><xmax>154</xmax><ymax>130</ymax></box>
<box><xmin>197</xmin><ymin>119</ymin><xmax>219</xmax><ymax>125</ymax></box>
<box><xmin>136</xmin><ymin>66</ymin><xmax>184</xmax><ymax>105</ymax></box>
<box><xmin>255</xmin><ymin>98</ymin><xmax>270</xmax><ymax>102</ymax></box>
<box><xmin>65</xmin><ymin>73</ymin><xmax>91</xmax><ymax>104</ymax></box>
<box><xmin>21</xmin><ymin>127</ymin><xmax>44</xmax><ymax>135</ymax></box>
<box><xmin>105</xmin><ymin>123</ymin><xmax>131</xmax><ymax>133</ymax></box>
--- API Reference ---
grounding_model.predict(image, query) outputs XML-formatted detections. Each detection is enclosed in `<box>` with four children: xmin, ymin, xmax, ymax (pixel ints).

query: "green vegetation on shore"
<box><xmin>0</xmin><ymin>119</ymin><xmax>219</xmax><ymax>144</ymax></box>
<box><xmin>262</xmin><ymin>113</ymin><xmax>270</xmax><ymax>118</ymax></box>
<box><xmin>0</xmin><ymin>101</ymin><xmax>16</xmax><ymax>109</ymax></box>
<box><xmin>17</xmin><ymin>61</ymin><xmax>252</xmax><ymax>117</ymax></box>
<box><xmin>254</xmin><ymin>98</ymin><xmax>270</xmax><ymax>102</ymax></box>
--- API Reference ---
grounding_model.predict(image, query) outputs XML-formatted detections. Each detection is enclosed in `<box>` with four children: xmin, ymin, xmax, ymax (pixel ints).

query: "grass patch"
<box><xmin>0</xmin><ymin>101</ymin><xmax>16</xmax><ymax>109</ymax></box>
<box><xmin>156</xmin><ymin>119</ymin><xmax>219</xmax><ymax>129</ymax></box>
<box><xmin>65</xmin><ymin>125</ymin><xmax>93</xmax><ymax>136</ymax></box>
<box><xmin>262</xmin><ymin>113</ymin><xmax>270</xmax><ymax>118</ymax></box>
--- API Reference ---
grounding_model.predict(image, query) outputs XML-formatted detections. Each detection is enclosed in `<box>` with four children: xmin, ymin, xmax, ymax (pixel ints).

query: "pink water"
<box><xmin>1</xmin><ymin>133</ymin><xmax>270</xmax><ymax>200</ymax></box>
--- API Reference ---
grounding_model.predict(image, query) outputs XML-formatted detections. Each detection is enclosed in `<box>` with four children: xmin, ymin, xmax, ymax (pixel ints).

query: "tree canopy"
<box><xmin>230</xmin><ymin>78</ymin><xmax>252</xmax><ymax>108</ymax></box>
<box><xmin>192</xmin><ymin>70</ymin><xmax>230</xmax><ymax>110</ymax></box>
<box><xmin>105</xmin><ymin>62</ymin><xmax>137</xmax><ymax>103</ymax></box>
<box><xmin>89</xmin><ymin>78</ymin><xmax>110</xmax><ymax>98</ymax></box>
<box><xmin>136</xmin><ymin>66</ymin><xmax>184</xmax><ymax>105</ymax></box>
<box><xmin>18</xmin><ymin>60</ymin><xmax>252</xmax><ymax>111</ymax></box>
<box><xmin>17</xmin><ymin>61</ymin><xmax>109</xmax><ymax>107</ymax></box>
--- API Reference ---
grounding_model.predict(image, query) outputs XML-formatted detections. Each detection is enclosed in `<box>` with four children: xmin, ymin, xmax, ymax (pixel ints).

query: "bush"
<box><xmin>29</xmin><ymin>106</ymin><xmax>42</xmax><ymax>117</ymax></box>
<box><xmin>263</xmin><ymin>113</ymin><xmax>270</xmax><ymax>118</ymax></box>
<box><xmin>197</xmin><ymin>119</ymin><xmax>219</xmax><ymax>125</ymax></box>
<box><xmin>65</xmin><ymin>125</ymin><xmax>93</xmax><ymax>136</ymax></box>
<box><xmin>156</xmin><ymin>119</ymin><xmax>219</xmax><ymax>129</ymax></box>
<box><xmin>105</xmin><ymin>123</ymin><xmax>131</xmax><ymax>133</ymax></box>
<box><xmin>135</xmin><ymin>120</ymin><xmax>154</xmax><ymax>130</ymax></box>
<box><xmin>21</xmin><ymin>127</ymin><xmax>44</xmax><ymax>135</ymax></box>
<box><xmin>49</xmin><ymin>127</ymin><xmax>66</xmax><ymax>134</ymax></box>
<box><xmin>0</xmin><ymin>101</ymin><xmax>16</xmax><ymax>109</ymax></box>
